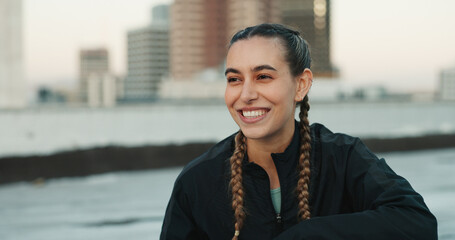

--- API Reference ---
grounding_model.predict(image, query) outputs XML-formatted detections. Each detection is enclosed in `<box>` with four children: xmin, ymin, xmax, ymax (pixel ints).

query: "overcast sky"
<box><xmin>24</xmin><ymin>0</ymin><xmax>455</xmax><ymax>93</ymax></box>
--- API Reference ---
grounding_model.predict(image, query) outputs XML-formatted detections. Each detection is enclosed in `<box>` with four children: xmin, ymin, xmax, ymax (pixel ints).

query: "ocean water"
<box><xmin>0</xmin><ymin>101</ymin><xmax>454</xmax><ymax>158</ymax></box>
<box><xmin>0</xmin><ymin>148</ymin><xmax>454</xmax><ymax>239</ymax></box>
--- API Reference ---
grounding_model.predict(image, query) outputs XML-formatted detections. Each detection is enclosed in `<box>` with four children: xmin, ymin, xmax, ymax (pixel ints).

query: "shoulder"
<box><xmin>310</xmin><ymin>123</ymin><xmax>378</xmax><ymax>166</ymax></box>
<box><xmin>310</xmin><ymin>122</ymin><xmax>360</xmax><ymax>150</ymax></box>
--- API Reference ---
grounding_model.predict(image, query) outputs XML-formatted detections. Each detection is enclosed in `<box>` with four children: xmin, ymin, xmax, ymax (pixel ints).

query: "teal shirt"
<box><xmin>270</xmin><ymin>187</ymin><xmax>281</xmax><ymax>214</ymax></box>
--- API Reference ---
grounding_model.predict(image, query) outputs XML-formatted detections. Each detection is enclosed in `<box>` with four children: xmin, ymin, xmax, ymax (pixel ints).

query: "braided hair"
<box><xmin>228</xmin><ymin>23</ymin><xmax>312</xmax><ymax>239</ymax></box>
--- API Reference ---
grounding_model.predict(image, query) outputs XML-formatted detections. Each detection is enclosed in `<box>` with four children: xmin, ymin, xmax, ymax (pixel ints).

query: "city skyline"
<box><xmin>24</xmin><ymin>0</ymin><xmax>455</xmax><ymax>93</ymax></box>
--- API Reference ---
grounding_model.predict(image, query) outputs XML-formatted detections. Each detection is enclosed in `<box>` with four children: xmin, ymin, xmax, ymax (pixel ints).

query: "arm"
<box><xmin>274</xmin><ymin>139</ymin><xmax>437</xmax><ymax>240</ymax></box>
<box><xmin>160</xmin><ymin>178</ymin><xmax>199</xmax><ymax>240</ymax></box>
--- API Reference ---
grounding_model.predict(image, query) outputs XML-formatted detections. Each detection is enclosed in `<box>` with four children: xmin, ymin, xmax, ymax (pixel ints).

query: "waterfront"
<box><xmin>0</xmin><ymin>101</ymin><xmax>454</xmax><ymax>158</ymax></box>
<box><xmin>1</xmin><ymin>148</ymin><xmax>455</xmax><ymax>239</ymax></box>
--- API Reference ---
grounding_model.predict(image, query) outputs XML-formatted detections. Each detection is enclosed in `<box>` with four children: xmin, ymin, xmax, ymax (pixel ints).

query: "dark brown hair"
<box><xmin>228</xmin><ymin>23</ymin><xmax>312</xmax><ymax>239</ymax></box>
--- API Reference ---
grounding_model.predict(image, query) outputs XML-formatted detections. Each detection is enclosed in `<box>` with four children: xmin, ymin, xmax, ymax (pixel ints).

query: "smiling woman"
<box><xmin>160</xmin><ymin>23</ymin><xmax>437</xmax><ymax>240</ymax></box>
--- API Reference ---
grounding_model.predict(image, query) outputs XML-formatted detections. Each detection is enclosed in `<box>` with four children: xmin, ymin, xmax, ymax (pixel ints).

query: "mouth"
<box><xmin>237</xmin><ymin>108</ymin><xmax>270</xmax><ymax>123</ymax></box>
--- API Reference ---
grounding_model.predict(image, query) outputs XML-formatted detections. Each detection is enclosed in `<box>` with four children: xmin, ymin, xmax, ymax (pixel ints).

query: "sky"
<box><xmin>24</xmin><ymin>0</ymin><xmax>455</xmax><ymax>93</ymax></box>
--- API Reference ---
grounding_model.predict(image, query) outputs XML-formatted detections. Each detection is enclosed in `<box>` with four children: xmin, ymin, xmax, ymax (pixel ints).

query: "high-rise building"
<box><xmin>170</xmin><ymin>0</ymin><xmax>336</xmax><ymax>82</ymax></box>
<box><xmin>170</xmin><ymin>0</ymin><xmax>227</xmax><ymax>81</ymax></box>
<box><xmin>79</xmin><ymin>48</ymin><xmax>110</xmax><ymax>103</ymax></box>
<box><xmin>0</xmin><ymin>0</ymin><xmax>26</xmax><ymax>109</ymax></box>
<box><xmin>439</xmin><ymin>67</ymin><xmax>455</xmax><ymax>101</ymax></box>
<box><xmin>280</xmin><ymin>0</ymin><xmax>337</xmax><ymax>78</ymax></box>
<box><xmin>227</xmin><ymin>0</ymin><xmax>280</xmax><ymax>39</ymax></box>
<box><xmin>125</xmin><ymin>4</ymin><xmax>170</xmax><ymax>101</ymax></box>
<box><xmin>151</xmin><ymin>4</ymin><xmax>169</xmax><ymax>25</ymax></box>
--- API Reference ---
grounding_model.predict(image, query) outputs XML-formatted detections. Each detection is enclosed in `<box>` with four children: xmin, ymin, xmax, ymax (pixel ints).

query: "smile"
<box><xmin>237</xmin><ymin>108</ymin><xmax>270</xmax><ymax>123</ymax></box>
<box><xmin>242</xmin><ymin>109</ymin><xmax>267</xmax><ymax>118</ymax></box>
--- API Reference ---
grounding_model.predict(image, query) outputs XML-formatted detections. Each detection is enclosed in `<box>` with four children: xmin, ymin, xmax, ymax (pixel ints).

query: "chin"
<box><xmin>239</xmin><ymin>125</ymin><xmax>270</xmax><ymax>140</ymax></box>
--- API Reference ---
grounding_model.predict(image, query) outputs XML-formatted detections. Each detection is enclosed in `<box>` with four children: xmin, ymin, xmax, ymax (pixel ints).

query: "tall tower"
<box><xmin>125</xmin><ymin>4</ymin><xmax>170</xmax><ymax>101</ymax></box>
<box><xmin>281</xmin><ymin>0</ymin><xmax>337</xmax><ymax>78</ymax></box>
<box><xmin>0</xmin><ymin>0</ymin><xmax>26</xmax><ymax>109</ymax></box>
<box><xmin>170</xmin><ymin>0</ymin><xmax>227</xmax><ymax>81</ymax></box>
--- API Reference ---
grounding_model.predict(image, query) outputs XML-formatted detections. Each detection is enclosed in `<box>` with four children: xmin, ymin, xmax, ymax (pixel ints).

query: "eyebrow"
<box><xmin>225</xmin><ymin>68</ymin><xmax>240</xmax><ymax>76</ymax></box>
<box><xmin>224</xmin><ymin>64</ymin><xmax>277</xmax><ymax>76</ymax></box>
<box><xmin>252</xmin><ymin>64</ymin><xmax>277</xmax><ymax>72</ymax></box>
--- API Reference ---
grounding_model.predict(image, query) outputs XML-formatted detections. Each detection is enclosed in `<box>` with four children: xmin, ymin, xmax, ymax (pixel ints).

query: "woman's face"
<box><xmin>225</xmin><ymin>36</ymin><xmax>311</xmax><ymax>143</ymax></box>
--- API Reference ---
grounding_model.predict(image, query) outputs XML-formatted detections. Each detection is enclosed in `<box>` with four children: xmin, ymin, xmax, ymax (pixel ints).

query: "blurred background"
<box><xmin>1</xmin><ymin>0</ymin><xmax>454</xmax><ymax>239</ymax></box>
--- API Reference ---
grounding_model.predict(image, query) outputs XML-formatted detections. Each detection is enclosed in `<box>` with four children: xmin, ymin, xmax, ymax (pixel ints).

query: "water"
<box><xmin>1</xmin><ymin>148</ymin><xmax>454</xmax><ymax>239</ymax></box>
<box><xmin>0</xmin><ymin>101</ymin><xmax>454</xmax><ymax>158</ymax></box>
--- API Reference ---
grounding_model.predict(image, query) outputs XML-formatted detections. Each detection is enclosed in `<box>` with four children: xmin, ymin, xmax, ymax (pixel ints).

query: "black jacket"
<box><xmin>160</xmin><ymin>122</ymin><xmax>437</xmax><ymax>239</ymax></box>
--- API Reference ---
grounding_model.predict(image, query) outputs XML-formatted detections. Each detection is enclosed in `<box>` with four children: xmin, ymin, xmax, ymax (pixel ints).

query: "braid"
<box><xmin>297</xmin><ymin>95</ymin><xmax>311</xmax><ymax>220</ymax></box>
<box><xmin>230</xmin><ymin>131</ymin><xmax>247</xmax><ymax>239</ymax></box>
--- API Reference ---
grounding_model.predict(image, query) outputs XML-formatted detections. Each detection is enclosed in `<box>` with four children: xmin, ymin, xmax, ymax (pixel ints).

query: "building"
<box><xmin>170</xmin><ymin>0</ymin><xmax>278</xmax><ymax>81</ymax></box>
<box><xmin>0</xmin><ymin>0</ymin><xmax>26</xmax><ymax>109</ymax></box>
<box><xmin>125</xmin><ymin>4</ymin><xmax>170</xmax><ymax>101</ymax></box>
<box><xmin>170</xmin><ymin>0</ymin><xmax>336</xmax><ymax>81</ymax></box>
<box><xmin>87</xmin><ymin>73</ymin><xmax>116</xmax><ymax>107</ymax></box>
<box><xmin>170</xmin><ymin>0</ymin><xmax>227</xmax><ymax>81</ymax></box>
<box><xmin>439</xmin><ymin>67</ymin><xmax>455</xmax><ymax>101</ymax></box>
<box><xmin>280</xmin><ymin>0</ymin><xmax>337</xmax><ymax>78</ymax></box>
<box><xmin>79</xmin><ymin>48</ymin><xmax>112</xmax><ymax>105</ymax></box>
<box><xmin>227</xmin><ymin>0</ymin><xmax>280</xmax><ymax>39</ymax></box>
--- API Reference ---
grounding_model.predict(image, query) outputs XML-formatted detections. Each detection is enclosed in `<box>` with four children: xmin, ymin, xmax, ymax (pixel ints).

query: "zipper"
<box><xmin>276</xmin><ymin>213</ymin><xmax>283</xmax><ymax>232</ymax></box>
<box><xmin>275</xmin><ymin>161</ymin><xmax>284</xmax><ymax>234</ymax></box>
<box><xmin>250</xmin><ymin>161</ymin><xmax>285</xmax><ymax>234</ymax></box>
<box><xmin>264</xmin><ymin>171</ymin><xmax>284</xmax><ymax>234</ymax></box>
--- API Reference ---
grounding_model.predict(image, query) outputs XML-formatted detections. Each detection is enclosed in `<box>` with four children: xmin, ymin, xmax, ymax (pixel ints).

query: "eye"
<box><xmin>227</xmin><ymin>77</ymin><xmax>240</xmax><ymax>83</ymax></box>
<box><xmin>257</xmin><ymin>74</ymin><xmax>271</xmax><ymax>80</ymax></box>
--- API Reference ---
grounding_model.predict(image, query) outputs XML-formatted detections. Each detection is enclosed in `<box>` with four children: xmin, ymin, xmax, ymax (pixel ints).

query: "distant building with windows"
<box><xmin>79</xmin><ymin>48</ymin><xmax>116</xmax><ymax>107</ymax></box>
<box><xmin>439</xmin><ymin>67</ymin><xmax>455</xmax><ymax>101</ymax></box>
<box><xmin>281</xmin><ymin>0</ymin><xmax>338</xmax><ymax>78</ymax></box>
<box><xmin>86</xmin><ymin>73</ymin><xmax>117</xmax><ymax>107</ymax></box>
<box><xmin>169</xmin><ymin>0</ymin><xmax>337</xmax><ymax>80</ymax></box>
<box><xmin>79</xmin><ymin>48</ymin><xmax>109</xmax><ymax>101</ymax></box>
<box><xmin>0</xmin><ymin>0</ymin><xmax>26</xmax><ymax>109</ymax></box>
<box><xmin>227</xmin><ymin>0</ymin><xmax>280</xmax><ymax>40</ymax></box>
<box><xmin>125</xmin><ymin>4</ymin><xmax>170</xmax><ymax>101</ymax></box>
<box><xmin>170</xmin><ymin>0</ymin><xmax>281</xmax><ymax>82</ymax></box>
<box><xmin>170</xmin><ymin>0</ymin><xmax>227</xmax><ymax>81</ymax></box>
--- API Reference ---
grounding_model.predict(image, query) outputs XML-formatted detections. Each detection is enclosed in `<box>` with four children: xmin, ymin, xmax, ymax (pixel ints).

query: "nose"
<box><xmin>239</xmin><ymin>79</ymin><xmax>258</xmax><ymax>103</ymax></box>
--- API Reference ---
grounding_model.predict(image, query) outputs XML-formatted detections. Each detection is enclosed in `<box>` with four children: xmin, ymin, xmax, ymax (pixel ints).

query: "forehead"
<box><xmin>226</xmin><ymin>36</ymin><xmax>287</xmax><ymax>70</ymax></box>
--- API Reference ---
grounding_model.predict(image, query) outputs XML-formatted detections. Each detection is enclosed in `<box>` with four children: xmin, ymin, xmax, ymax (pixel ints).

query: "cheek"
<box><xmin>264</xmin><ymin>85</ymin><xmax>295</xmax><ymax>105</ymax></box>
<box><xmin>268</xmin><ymin>86</ymin><xmax>297</xmax><ymax>115</ymax></box>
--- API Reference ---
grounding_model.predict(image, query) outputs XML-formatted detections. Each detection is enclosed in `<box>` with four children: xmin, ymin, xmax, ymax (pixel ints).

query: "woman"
<box><xmin>160</xmin><ymin>23</ymin><xmax>437</xmax><ymax>239</ymax></box>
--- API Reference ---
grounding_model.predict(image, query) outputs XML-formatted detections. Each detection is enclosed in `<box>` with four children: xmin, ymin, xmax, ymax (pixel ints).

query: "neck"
<box><xmin>246</xmin><ymin>122</ymin><xmax>295</xmax><ymax>166</ymax></box>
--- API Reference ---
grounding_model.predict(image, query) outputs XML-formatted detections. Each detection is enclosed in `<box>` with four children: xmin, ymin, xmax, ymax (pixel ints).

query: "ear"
<box><xmin>294</xmin><ymin>68</ymin><xmax>313</xmax><ymax>102</ymax></box>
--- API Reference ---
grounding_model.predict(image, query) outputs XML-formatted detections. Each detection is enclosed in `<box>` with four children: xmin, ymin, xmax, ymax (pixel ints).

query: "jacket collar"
<box><xmin>271</xmin><ymin>120</ymin><xmax>300</xmax><ymax>163</ymax></box>
<box><xmin>242</xmin><ymin>121</ymin><xmax>301</xmax><ymax>176</ymax></box>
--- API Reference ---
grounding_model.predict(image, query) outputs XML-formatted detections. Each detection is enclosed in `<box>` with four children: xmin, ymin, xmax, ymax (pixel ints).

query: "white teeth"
<box><xmin>242</xmin><ymin>110</ymin><xmax>266</xmax><ymax>118</ymax></box>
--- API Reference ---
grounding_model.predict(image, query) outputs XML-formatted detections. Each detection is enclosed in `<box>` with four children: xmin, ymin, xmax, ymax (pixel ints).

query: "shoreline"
<box><xmin>1</xmin><ymin>133</ymin><xmax>455</xmax><ymax>184</ymax></box>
